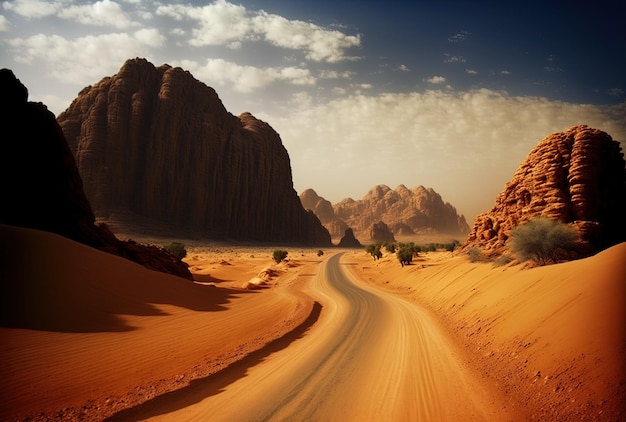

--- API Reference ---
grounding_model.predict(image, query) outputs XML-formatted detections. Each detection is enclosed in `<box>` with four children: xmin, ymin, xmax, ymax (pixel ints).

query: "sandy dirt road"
<box><xmin>109</xmin><ymin>252</ymin><xmax>511</xmax><ymax>421</ymax></box>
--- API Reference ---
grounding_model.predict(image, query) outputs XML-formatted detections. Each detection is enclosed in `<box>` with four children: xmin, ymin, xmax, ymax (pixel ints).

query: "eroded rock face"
<box><xmin>466</xmin><ymin>125</ymin><xmax>626</xmax><ymax>256</ymax></box>
<box><xmin>0</xmin><ymin>68</ymin><xmax>192</xmax><ymax>280</ymax></box>
<box><xmin>301</xmin><ymin>185</ymin><xmax>469</xmax><ymax>241</ymax></box>
<box><xmin>57</xmin><ymin>58</ymin><xmax>330</xmax><ymax>245</ymax></box>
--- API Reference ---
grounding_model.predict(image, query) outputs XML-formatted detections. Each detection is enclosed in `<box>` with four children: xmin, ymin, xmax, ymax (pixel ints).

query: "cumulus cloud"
<box><xmin>2</xmin><ymin>0</ymin><xmax>60</xmax><ymax>18</ymax></box>
<box><xmin>466</xmin><ymin>69</ymin><xmax>478</xmax><ymax>74</ymax></box>
<box><xmin>426</xmin><ymin>76</ymin><xmax>446</xmax><ymax>84</ymax></box>
<box><xmin>58</xmin><ymin>0</ymin><xmax>136</xmax><ymax>28</ymax></box>
<box><xmin>176</xmin><ymin>58</ymin><xmax>315</xmax><ymax>93</ymax></box>
<box><xmin>6</xmin><ymin>30</ymin><xmax>165</xmax><ymax>84</ymax></box>
<box><xmin>0</xmin><ymin>14</ymin><xmax>9</xmax><ymax>31</ymax></box>
<box><xmin>444</xmin><ymin>54</ymin><xmax>466</xmax><ymax>64</ymax></box>
<box><xmin>156</xmin><ymin>0</ymin><xmax>360</xmax><ymax>62</ymax></box>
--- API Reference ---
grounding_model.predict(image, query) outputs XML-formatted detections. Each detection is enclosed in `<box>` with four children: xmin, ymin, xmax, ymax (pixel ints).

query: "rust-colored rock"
<box><xmin>0</xmin><ymin>68</ymin><xmax>192</xmax><ymax>280</ymax></box>
<box><xmin>57</xmin><ymin>58</ymin><xmax>330</xmax><ymax>245</ymax></box>
<box><xmin>301</xmin><ymin>185</ymin><xmax>469</xmax><ymax>241</ymax></box>
<box><xmin>466</xmin><ymin>125</ymin><xmax>626</xmax><ymax>256</ymax></box>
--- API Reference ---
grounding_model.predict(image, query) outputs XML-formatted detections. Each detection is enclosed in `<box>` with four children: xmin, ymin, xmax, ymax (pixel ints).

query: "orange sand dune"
<box><xmin>348</xmin><ymin>244</ymin><xmax>626</xmax><ymax>420</ymax></box>
<box><xmin>0</xmin><ymin>225</ymin><xmax>320</xmax><ymax>420</ymax></box>
<box><xmin>1</xmin><ymin>223</ymin><xmax>624</xmax><ymax>420</ymax></box>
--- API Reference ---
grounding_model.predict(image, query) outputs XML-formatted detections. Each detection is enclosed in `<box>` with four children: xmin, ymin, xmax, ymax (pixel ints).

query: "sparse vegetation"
<box><xmin>366</xmin><ymin>243</ymin><xmax>383</xmax><ymax>260</ymax></box>
<box><xmin>273</xmin><ymin>249</ymin><xmax>288</xmax><ymax>263</ymax></box>
<box><xmin>164</xmin><ymin>242</ymin><xmax>187</xmax><ymax>260</ymax></box>
<box><xmin>396</xmin><ymin>247</ymin><xmax>414</xmax><ymax>267</ymax></box>
<box><xmin>317</xmin><ymin>250</ymin><xmax>324</xmax><ymax>257</ymax></box>
<box><xmin>467</xmin><ymin>247</ymin><xmax>483</xmax><ymax>263</ymax></box>
<box><xmin>508</xmin><ymin>217</ymin><xmax>578</xmax><ymax>265</ymax></box>
<box><xmin>383</xmin><ymin>242</ymin><xmax>396</xmax><ymax>254</ymax></box>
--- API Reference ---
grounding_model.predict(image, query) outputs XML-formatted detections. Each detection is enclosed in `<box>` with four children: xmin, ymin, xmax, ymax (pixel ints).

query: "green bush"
<box><xmin>366</xmin><ymin>243</ymin><xmax>383</xmax><ymax>260</ymax></box>
<box><xmin>508</xmin><ymin>217</ymin><xmax>578</xmax><ymax>265</ymax></box>
<box><xmin>164</xmin><ymin>242</ymin><xmax>187</xmax><ymax>260</ymax></box>
<box><xmin>273</xmin><ymin>249</ymin><xmax>288</xmax><ymax>263</ymax></box>
<box><xmin>396</xmin><ymin>247</ymin><xmax>414</xmax><ymax>267</ymax></box>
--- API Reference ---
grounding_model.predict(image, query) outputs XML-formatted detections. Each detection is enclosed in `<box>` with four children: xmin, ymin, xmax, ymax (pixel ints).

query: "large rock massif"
<box><xmin>0</xmin><ymin>69</ymin><xmax>192</xmax><ymax>280</ymax></box>
<box><xmin>57</xmin><ymin>58</ymin><xmax>330</xmax><ymax>245</ymax></box>
<box><xmin>301</xmin><ymin>185</ymin><xmax>469</xmax><ymax>241</ymax></box>
<box><xmin>466</xmin><ymin>125</ymin><xmax>626</xmax><ymax>256</ymax></box>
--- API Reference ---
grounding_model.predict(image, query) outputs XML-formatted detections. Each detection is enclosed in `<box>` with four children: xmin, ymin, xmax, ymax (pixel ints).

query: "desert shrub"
<box><xmin>467</xmin><ymin>247</ymin><xmax>483</xmax><ymax>263</ymax></box>
<box><xmin>366</xmin><ymin>243</ymin><xmax>383</xmax><ymax>260</ymax></box>
<box><xmin>508</xmin><ymin>217</ymin><xmax>578</xmax><ymax>265</ymax></box>
<box><xmin>492</xmin><ymin>255</ymin><xmax>513</xmax><ymax>267</ymax></box>
<box><xmin>317</xmin><ymin>250</ymin><xmax>324</xmax><ymax>257</ymax></box>
<box><xmin>273</xmin><ymin>249</ymin><xmax>288</xmax><ymax>263</ymax></box>
<box><xmin>383</xmin><ymin>242</ymin><xmax>396</xmax><ymax>254</ymax></box>
<box><xmin>396</xmin><ymin>247</ymin><xmax>414</xmax><ymax>267</ymax></box>
<box><xmin>164</xmin><ymin>242</ymin><xmax>187</xmax><ymax>260</ymax></box>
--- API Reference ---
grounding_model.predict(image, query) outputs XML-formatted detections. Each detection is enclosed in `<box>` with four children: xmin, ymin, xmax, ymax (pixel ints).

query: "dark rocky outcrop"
<box><xmin>337</xmin><ymin>228</ymin><xmax>362</xmax><ymax>248</ymax></box>
<box><xmin>301</xmin><ymin>185</ymin><xmax>468</xmax><ymax>241</ymax></box>
<box><xmin>0</xmin><ymin>68</ymin><xmax>192</xmax><ymax>280</ymax></box>
<box><xmin>57</xmin><ymin>58</ymin><xmax>330</xmax><ymax>246</ymax></box>
<box><xmin>465</xmin><ymin>125</ymin><xmax>626</xmax><ymax>256</ymax></box>
<box><xmin>369</xmin><ymin>221</ymin><xmax>396</xmax><ymax>244</ymax></box>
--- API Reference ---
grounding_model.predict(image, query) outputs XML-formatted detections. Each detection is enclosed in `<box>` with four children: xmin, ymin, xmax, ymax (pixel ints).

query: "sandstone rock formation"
<box><xmin>0</xmin><ymin>68</ymin><xmax>192</xmax><ymax>280</ymax></box>
<box><xmin>337</xmin><ymin>228</ymin><xmax>362</xmax><ymax>248</ymax></box>
<box><xmin>466</xmin><ymin>125</ymin><xmax>626</xmax><ymax>256</ymax></box>
<box><xmin>57</xmin><ymin>58</ymin><xmax>330</xmax><ymax>245</ymax></box>
<box><xmin>369</xmin><ymin>221</ymin><xmax>396</xmax><ymax>244</ymax></box>
<box><xmin>301</xmin><ymin>185</ymin><xmax>469</xmax><ymax>241</ymax></box>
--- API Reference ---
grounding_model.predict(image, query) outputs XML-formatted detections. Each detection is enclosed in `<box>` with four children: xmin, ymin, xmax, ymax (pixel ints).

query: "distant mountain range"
<box><xmin>300</xmin><ymin>184</ymin><xmax>469</xmax><ymax>241</ymax></box>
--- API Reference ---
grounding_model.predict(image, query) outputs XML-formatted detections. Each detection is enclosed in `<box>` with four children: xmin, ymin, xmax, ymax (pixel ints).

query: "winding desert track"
<box><xmin>111</xmin><ymin>252</ymin><xmax>507</xmax><ymax>421</ymax></box>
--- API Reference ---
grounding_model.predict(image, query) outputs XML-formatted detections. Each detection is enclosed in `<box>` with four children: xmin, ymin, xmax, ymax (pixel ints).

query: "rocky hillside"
<box><xmin>300</xmin><ymin>185</ymin><xmax>469</xmax><ymax>241</ymax></box>
<box><xmin>57</xmin><ymin>58</ymin><xmax>330</xmax><ymax>245</ymax></box>
<box><xmin>0</xmin><ymin>68</ymin><xmax>192</xmax><ymax>280</ymax></box>
<box><xmin>466</xmin><ymin>125</ymin><xmax>626</xmax><ymax>256</ymax></box>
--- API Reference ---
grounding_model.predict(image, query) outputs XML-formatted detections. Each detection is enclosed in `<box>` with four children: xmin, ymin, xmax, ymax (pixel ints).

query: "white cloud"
<box><xmin>58</xmin><ymin>0</ymin><xmax>136</xmax><ymax>28</ymax></box>
<box><xmin>448</xmin><ymin>30</ymin><xmax>470</xmax><ymax>43</ymax></box>
<box><xmin>177</xmin><ymin>58</ymin><xmax>315</xmax><ymax>93</ymax></box>
<box><xmin>426</xmin><ymin>76</ymin><xmax>446</xmax><ymax>84</ymax></box>
<box><xmin>0</xmin><ymin>14</ymin><xmax>10</xmax><ymax>31</ymax></box>
<box><xmin>444</xmin><ymin>54</ymin><xmax>466</xmax><ymax>64</ymax></box>
<box><xmin>2</xmin><ymin>0</ymin><xmax>60</xmax><ymax>18</ymax></box>
<box><xmin>6</xmin><ymin>31</ymin><xmax>165</xmax><ymax>84</ymax></box>
<box><xmin>500</xmin><ymin>70</ymin><xmax>511</xmax><ymax>75</ymax></box>
<box><xmin>396</xmin><ymin>64</ymin><xmax>410</xmax><ymax>72</ymax></box>
<box><xmin>156</xmin><ymin>0</ymin><xmax>360</xmax><ymax>62</ymax></box>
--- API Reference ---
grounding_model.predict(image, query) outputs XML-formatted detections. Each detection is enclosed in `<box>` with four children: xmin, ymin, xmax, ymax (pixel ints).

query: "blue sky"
<box><xmin>2</xmin><ymin>0</ymin><xmax>625</xmax><ymax>222</ymax></box>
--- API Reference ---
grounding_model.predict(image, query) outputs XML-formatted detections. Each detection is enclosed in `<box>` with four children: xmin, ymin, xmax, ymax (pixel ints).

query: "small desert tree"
<box><xmin>366</xmin><ymin>243</ymin><xmax>383</xmax><ymax>260</ymax></box>
<box><xmin>164</xmin><ymin>242</ymin><xmax>187</xmax><ymax>260</ymax></box>
<box><xmin>396</xmin><ymin>247</ymin><xmax>413</xmax><ymax>267</ymax></box>
<box><xmin>317</xmin><ymin>250</ymin><xmax>324</xmax><ymax>257</ymax></box>
<box><xmin>273</xmin><ymin>249</ymin><xmax>288</xmax><ymax>263</ymax></box>
<box><xmin>508</xmin><ymin>217</ymin><xmax>578</xmax><ymax>265</ymax></box>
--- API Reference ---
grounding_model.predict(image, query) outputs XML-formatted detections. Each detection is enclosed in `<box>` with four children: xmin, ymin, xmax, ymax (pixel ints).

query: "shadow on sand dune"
<box><xmin>104</xmin><ymin>301</ymin><xmax>322</xmax><ymax>421</ymax></box>
<box><xmin>0</xmin><ymin>225</ymin><xmax>255</xmax><ymax>333</ymax></box>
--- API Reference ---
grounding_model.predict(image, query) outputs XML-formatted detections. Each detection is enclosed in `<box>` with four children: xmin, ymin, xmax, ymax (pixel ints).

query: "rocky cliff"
<box><xmin>466</xmin><ymin>125</ymin><xmax>626</xmax><ymax>256</ymax></box>
<box><xmin>57</xmin><ymin>58</ymin><xmax>330</xmax><ymax>245</ymax></box>
<box><xmin>0</xmin><ymin>68</ymin><xmax>192</xmax><ymax>280</ymax></box>
<box><xmin>300</xmin><ymin>185</ymin><xmax>469</xmax><ymax>241</ymax></box>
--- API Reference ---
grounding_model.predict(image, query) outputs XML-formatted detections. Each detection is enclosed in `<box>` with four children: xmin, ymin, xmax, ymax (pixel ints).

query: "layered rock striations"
<box><xmin>466</xmin><ymin>125</ymin><xmax>626</xmax><ymax>256</ymax></box>
<box><xmin>57</xmin><ymin>58</ymin><xmax>330</xmax><ymax>245</ymax></box>
<box><xmin>300</xmin><ymin>185</ymin><xmax>469</xmax><ymax>241</ymax></box>
<box><xmin>0</xmin><ymin>68</ymin><xmax>192</xmax><ymax>280</ymax></box>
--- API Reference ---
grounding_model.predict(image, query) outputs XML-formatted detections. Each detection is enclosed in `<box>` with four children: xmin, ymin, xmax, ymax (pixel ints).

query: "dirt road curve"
<box><xmin>110</xmin><ymin>253</ymin><xmax>507</xmax><ymax>421</ymax></box>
